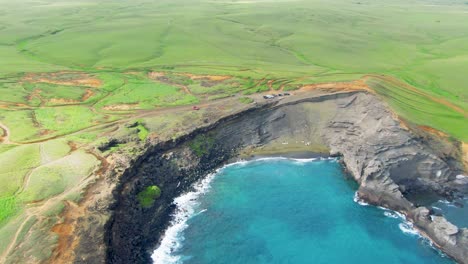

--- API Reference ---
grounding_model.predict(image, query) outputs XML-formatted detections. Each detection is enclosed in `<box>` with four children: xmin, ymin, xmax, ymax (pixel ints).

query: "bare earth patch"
<box><xmin>23</xmin><ymin>72</ymin><xmax>102</xmax><ymax>88</ymax></box>
<box><xmin>419</xmin><ymin>125</ymin><xmax>449</xmax><ymax>138</ymax></box>
<box><xmin>183</xmin><ymin>73</ymin><xmax>232</xmax><ymax>81</ymax></box>
<box><xmin>82</xmin><ymin>89</ymin><xmax>94</xmax><ymax>101</ymax></box>
<box><xmin>299</xmin><ymin>79</ymin><xmax>373</xmax><ymax>93</ymax></box>
<box><xmin>103</xmin><ymin>104</ymin><xmax>139</xmax><ymax>111</ymax></box>
<box><xmin>462</xmin><ymin>142</ymin><xmax>468</xmax><ymax>170</ymax></box>
<box><xmin>49</xmin><ymin>98</ymin><xmax>80</xmax><ymax>105</ymax></box>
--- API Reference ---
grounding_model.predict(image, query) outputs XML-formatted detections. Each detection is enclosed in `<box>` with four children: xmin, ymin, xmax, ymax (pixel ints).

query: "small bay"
<box><xmin>152</xmin><ymin>158</ymin><xmax>454</xmax><ymax>264</ymax></box>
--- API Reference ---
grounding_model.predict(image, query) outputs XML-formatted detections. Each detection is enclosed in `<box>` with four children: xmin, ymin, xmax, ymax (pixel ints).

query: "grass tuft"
<box><xmin>137</xmin><ymin>185</ymin><xmax>161</xmax><ymax>208</ymax></box>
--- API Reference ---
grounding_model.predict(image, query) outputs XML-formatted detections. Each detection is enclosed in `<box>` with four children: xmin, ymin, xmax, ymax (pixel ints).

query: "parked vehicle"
<box><xmin>192</xmin><ymin>106</ymin><xmax>200</xmax><ymax>110</ymax></box>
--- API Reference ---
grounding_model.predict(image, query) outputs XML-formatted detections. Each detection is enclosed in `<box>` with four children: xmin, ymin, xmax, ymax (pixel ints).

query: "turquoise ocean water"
<box><xmin>152</xmin><ymin>158</ymin><xmax>454</xmax><ymax>264</ymax></box>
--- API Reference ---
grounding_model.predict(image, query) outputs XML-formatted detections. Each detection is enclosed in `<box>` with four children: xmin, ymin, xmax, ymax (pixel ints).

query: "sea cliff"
<box><xmin>69</xmin><ymin>92</ymin><xmax>467</xmax><ymax>264</ymax></box>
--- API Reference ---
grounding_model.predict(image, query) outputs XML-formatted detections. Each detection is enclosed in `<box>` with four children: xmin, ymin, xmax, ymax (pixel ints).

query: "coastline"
<box><xmin>84</xmin><ymin>91</ymin><xmax>467</xmax><ymax>264</ymax></box>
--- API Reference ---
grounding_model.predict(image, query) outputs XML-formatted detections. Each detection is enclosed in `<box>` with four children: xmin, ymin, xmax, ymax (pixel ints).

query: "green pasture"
<box><xmin>0</xmin><ymin>0</ymin><xmax>465</xmax><ymax>136</ymax></box>
<box><xmin>20</xmin><ymin>150</ymin><xmax>98</xmax><ymax>202</ymax></box>
<box><xmin>95</xmin><ymin>74</ymin><xmax>198</xmax><ymax>109</ymax></box>
<box><xmin>367</xmin><ymin>77</ymin><xmax>467</xmax><ymax>141</ymax></box>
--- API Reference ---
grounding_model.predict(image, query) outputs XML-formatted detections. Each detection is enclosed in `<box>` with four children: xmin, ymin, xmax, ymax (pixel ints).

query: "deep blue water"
<box><xmin>152</xmin><ymin>158</ymin><xmax>454</xmax><ymax>264</ymax></box>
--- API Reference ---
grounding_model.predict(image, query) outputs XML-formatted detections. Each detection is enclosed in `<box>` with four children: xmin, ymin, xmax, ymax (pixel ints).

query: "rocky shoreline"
<box><xmin>70</xmin><ymin>91</ymin><xmax>467</xmax><ymax>264</ymax></box>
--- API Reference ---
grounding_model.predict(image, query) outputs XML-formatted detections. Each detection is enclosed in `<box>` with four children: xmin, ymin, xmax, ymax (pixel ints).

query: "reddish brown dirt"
<box><xmin>419</xmin><ymin>125</ymin><xmax>449</xmax><ymax>138</ymax></box>
<box><xmin>38</xmin><ymin>129</ymin><xmax>53</xmax><ymax>136</ymax></box>
<box><xmin>82</xmin><ymin>89</ymin><xmax>95</xmax><ymax>101</ymax></box>
<box><xmin>67</xmin><ymin>141</ymin><xmax>78</xmax><ymax>153</ymax></box>
<box><xmin>50</xmin><ymin>201</ymin><xmax>83</xmax><ymax>264</ymax></box>
<box><xmin>50</xmin><ymin>150</ymin><xmax>110</xmax><ymax>264</ymax></box>
<box><xmin>298</xmin><ymin>79</ymin><xmax>373</xmax><ymax>93</ymax></box>
<box><xmin>183</xmin><ymin>73</ymin><xmax>231</xmax><ymax>81</ymax></box>
<box><xmin>267</xmin><ymin>80</ymin><xmax>274</xmax><ymax>91</ymax></box>
<box><xmin>23</xmin><ymin>72</ymin><xmax>102</xmax><ymax>88</ymax></box>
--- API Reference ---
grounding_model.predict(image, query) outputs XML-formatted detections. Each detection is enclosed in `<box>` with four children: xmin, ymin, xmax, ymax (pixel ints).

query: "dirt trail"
<box><xmin>181</xmin><ymin>85</ymin><xmax>193</xmax><ymax>95</ymax></box>
<box><xmin>0</xmin><ymin>214</ymin><xmax>34</xmax><ymax>263</ymax></box>
<box><xmin>23</xmin><ymin>72</ymin><xmax>102</xmax><ymax>88</ymax></box>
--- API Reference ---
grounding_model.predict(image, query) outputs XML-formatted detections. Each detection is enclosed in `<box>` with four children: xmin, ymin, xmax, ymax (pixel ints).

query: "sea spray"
<box><xmin>151</xmin><ymin>173</ymin><xmax>216</xmax><ymax>264</ymax></box>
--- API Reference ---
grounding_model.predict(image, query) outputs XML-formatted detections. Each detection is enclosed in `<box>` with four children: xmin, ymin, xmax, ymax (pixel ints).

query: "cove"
<box><xmin>152</xmin><ymin>158</ymin><xmax>454</xmax><ymax>264</ymax></box>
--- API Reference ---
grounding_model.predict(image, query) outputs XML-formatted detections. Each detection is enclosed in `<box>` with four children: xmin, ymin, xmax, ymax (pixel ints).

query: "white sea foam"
<box><xmin>398</xmin><ymin>222</ymin><xmax>419</xmax><ymax>236</ymax></box>
<box><xmin>383</xmin><ymin>211</ymin><xmax>400</xmax><ymax>219</ymax></box>
<box><xmin>151</xmin><ymin>173</ymin><xmax>216</xmax><ymax>264</ymax></box>
<box><xmin>353</xmin><ymin>192</ymin><xmax>369</xmax><ymax>206</ymax></box>
<box><xmin>437</xmin><ymin>199</ymin><xmax>459</xmax><ymax>207</ymax></box>
<box><xmin>352</xmin><ymin>189</ymin><xmax>451</xmax><ymax>258</ymax></box>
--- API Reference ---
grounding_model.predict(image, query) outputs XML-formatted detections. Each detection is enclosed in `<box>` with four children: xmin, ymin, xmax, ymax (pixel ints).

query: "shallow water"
<box><xmin>152</xmin><ymin>158</ymin><xmax>454</xmax><ymax>264</ymax></box>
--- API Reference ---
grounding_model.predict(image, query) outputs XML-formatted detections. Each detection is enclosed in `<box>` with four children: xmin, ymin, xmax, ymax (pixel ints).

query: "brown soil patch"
<box><xmin>299</xmin><ymin>79</ymin><xmax>373</xmax><ymax>93</ymax></box>
<box><xmin>82</xmin><ymin>89</ymin><xmax>94</xmax><ymax>101</ymax></box>
<box><xmin>148</xmin><ymin>72</ymin><xmax>165</xmax><ymax>79</ymax></box>
<box><xmin>418</xmin><ymin>125</ymin><xmax>449</xmax><ymax>138</ymax></box>
<box><xmin>50</xmin><ymin>151</ymin><xmax>110</xmax><ymax>264</ymax></box>
<box><xmin>103</xmin><ymin>103</ymin><xmax>139</xmax><ymax>111</ymax></box>
<box><xmin>50</xmin><ymin>201</ymin><xmax>83</xmax><ymax>264</ymax></box>
<box><xmin>23</xmin><ymin>72</ymin><xmax>102</xmax><ymax>88</ymax></box>
<box><xmin>267</xmin><ymin>80</ymin><xmax>274</xmax><ymax>90</ymax></box>
<box><xmin>27</xmin><ymin>89</ymin><xmax>44</xmax><ymax>105</ymax></box>
<box><xmin>49</xmin><ymin>98</ymin><xmax>80</xmax><ymax>105</ymax></box>
<box><xmin>67</xmin><ymin>141</ymin><xmax>78</xmax><ymax>153</ymax></box>
<box><xmin>38</xmin><ymin>129</ymin><xmax>53</xmax><ymax>136</ymax></box>
<box><xmin>183</xmin><ymin>73</ymin><xmax>231</xmax><ymax>81</ymax></box>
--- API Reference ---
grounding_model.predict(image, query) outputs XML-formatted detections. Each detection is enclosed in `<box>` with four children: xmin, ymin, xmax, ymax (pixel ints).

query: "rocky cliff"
<box><xmin>72</xmin><ymin>91</ymin><xmax>467</xmax><ymax>264</ymax></box>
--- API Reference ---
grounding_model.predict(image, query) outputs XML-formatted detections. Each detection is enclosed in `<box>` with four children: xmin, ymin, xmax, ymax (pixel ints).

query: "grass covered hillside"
<box><xmin>0</xmin><ymin>0</ymin><xmax>467</xmax><ymax>262</ymax></box>
<box><xmin>0</xmin><ymin>0</ymin><xmax>466</xmax><ymax>137</ymax></box>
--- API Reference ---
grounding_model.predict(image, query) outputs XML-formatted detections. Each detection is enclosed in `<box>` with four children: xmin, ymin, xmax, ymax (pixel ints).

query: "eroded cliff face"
<box><xmin>72</xmin><ymin>92</ymin><xmax>467</xmax><ymax>264</ymax></box>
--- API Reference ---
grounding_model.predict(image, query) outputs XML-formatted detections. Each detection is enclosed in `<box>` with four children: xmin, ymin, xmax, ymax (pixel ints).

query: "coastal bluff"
<box><xmin>69</xmin><ymin>91</ymin><xmax>467</xmax><ymax>264</ymax></box>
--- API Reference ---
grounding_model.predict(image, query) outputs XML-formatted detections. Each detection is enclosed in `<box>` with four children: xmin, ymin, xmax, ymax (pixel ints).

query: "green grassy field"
<box><xmin>0</xmin><ymin>0</ymin><xmax>467</xmax><ymax>262</ymax></box>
